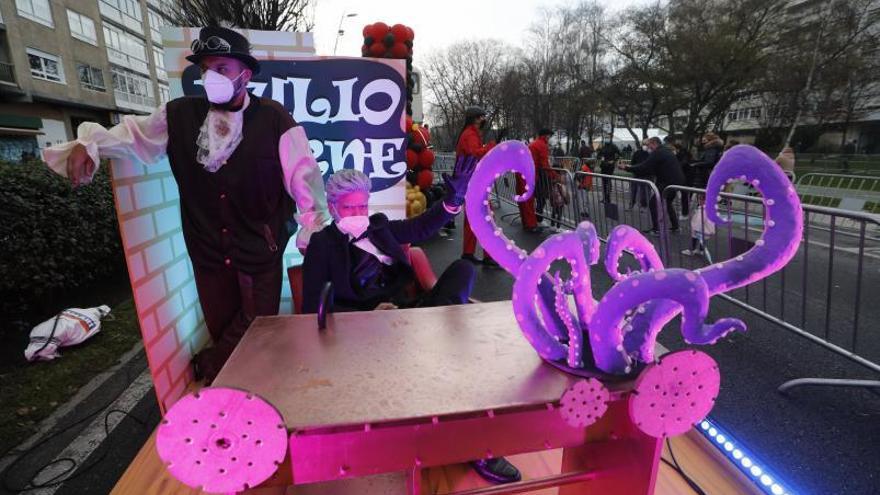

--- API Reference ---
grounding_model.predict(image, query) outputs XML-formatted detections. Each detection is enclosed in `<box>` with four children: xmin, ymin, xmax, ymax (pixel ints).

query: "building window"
<box><xmin>103</xmin><ymin>25</ymin><xmax>149</xmax><ymax>75</ymax></box>
<box><xmin>99</xmin><ymin>0</ymin><xmax>144</xmax><ymax>34</ymax></box>
<box><xmin>77</xmin><ymin>63</ymin><xmax>106</xmax><ymax>92</ymax></box>
<box><xmin>16</xmin><ymin>0</ymin><xmax>53</xmax><ymax>28</ymax></box>
<box><xmin>112</xmin><ymin>66</ymin><xmax>155</xmax><ymax>109</ymax></box>
<box><xmin>158</xmin><ymin>83</ymin><xmax>170</xmax><ymax>104</ymax></box>
<box><xmin>147</xmin><ymin>9</ymin><xmax>164</xmax><ymax>43</ymax></box>
<box><xmin>153</xmin><ymin>47</ymin><xmax>166</xmax><ymax>80</ymax></box>
<box><xmin>27</xmin><ymin>48</ymin><xmax>64</xmax><ymax>83</ymax></box>
<box><xmin>67</xmin><ymin>10</ymin><xmax>98</xmax><ymax>45</ymax></box>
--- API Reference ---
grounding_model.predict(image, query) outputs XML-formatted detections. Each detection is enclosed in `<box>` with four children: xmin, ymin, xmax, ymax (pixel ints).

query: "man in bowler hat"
<box><xmin>43</xmin><ymin>26</ymin><xmax>331</xmax><ymax>382</ymax></box>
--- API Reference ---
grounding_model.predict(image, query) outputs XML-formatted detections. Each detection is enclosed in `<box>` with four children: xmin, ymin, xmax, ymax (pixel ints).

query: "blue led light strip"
<box><xmin>698</xmin><ymin>419</ymin><xmax>795</xmax><ymax>495</ymax></box>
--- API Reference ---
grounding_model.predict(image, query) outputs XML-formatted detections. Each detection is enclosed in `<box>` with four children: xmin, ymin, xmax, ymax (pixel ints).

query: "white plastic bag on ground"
<box><xmin>24</xmin><ymin>305</ymin><xmax>111</xmax><ymax>362</ymax></box>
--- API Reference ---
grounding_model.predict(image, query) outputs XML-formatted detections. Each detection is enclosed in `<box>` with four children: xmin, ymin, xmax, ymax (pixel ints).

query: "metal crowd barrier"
<box><xmin>665</xmin><ymin>185</ymin><xmax>880</xmax><ymax>393</ymax></box>
<box><xmin>490</xmin><ymin>166</ymin><xmax>672</xmax><ymax>261</ymax></box>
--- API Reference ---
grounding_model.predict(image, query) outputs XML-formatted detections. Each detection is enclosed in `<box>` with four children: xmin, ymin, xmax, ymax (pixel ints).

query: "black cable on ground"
<box><xmin>1</xmin><ymin>366</ymin><xmax>156</xmax><ymax>493</ymax></box>
<box><xmin>664</xmin><ymin>436</ymin><xmax>707</xmax><ymax>495</ymax></box>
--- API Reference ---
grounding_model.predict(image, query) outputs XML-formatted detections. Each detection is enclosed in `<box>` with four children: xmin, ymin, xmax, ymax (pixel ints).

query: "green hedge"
<box><xmin>0</xmin><ymin>159</ymin><xmax>124</xmax><ymax>319</ymax></box>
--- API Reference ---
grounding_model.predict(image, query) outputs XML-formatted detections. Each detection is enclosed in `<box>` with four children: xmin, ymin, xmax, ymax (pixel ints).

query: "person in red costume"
<box><xmin>456</xmin><ymin>106</ymin><xmax>499</xmax><ymax>267</ymax></box>
<box><xmin>529</xmin><ymin>128</ymin><xmax>553</xmax><ymax>224</ymax></box>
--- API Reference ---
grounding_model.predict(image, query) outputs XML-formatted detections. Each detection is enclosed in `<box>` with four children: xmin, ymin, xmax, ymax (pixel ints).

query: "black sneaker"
<box><xmin>471</xmin><ymin>458</ymin><xmax>522</xmax><ymax>484</ymax></box>
<box><xmin>461</xmin><ymin>254</ymin><xmax>480</xmax><ymax>264</ymax></box>
<box><xmin>642</xmin><ymin>229</ymin><xmax>659</xmax><ymax>237</ymax></box>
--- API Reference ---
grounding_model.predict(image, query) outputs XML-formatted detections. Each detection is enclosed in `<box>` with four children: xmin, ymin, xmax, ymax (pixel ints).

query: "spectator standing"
<box><xmin>628</xmin><ymin>140</ymin><xmax>650</xmax><ymax>210</ymax></box>
<box><xmin>456</xmin><ymin>106</ymin><xmax>497</xmax><ymax>266</ymax></box>
<box><xmin>578</xmin><ymin>139</ymin><xmax>594</xmax><ymax>160</ymax></box>
<box><xmin>690</xmin><ymin>133</ymin><xmax>724</xmax><ymax>188</ymax></box>
<box><xmin>530</xmin><ymin>129</ymin><xmax>553</xmax><ymax>223</ymax></box>
<box><xmin>619</xmin><ymin>137</ymin><xmax>685</xmax><ymax>234</ymax></box>
<box><xmin>598</xmin><ymin>139</ymin><xmax>621</xmax><ymax>203</ymax></box>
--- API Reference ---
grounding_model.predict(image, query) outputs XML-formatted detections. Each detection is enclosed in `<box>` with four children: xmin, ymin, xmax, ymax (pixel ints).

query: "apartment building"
<box><xmin>0</xmin><ymin>0</ymin><xmax>173</xmax><ymax>161</ymax></box>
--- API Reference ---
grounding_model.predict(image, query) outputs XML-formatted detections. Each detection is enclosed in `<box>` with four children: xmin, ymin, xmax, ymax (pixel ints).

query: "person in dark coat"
<box><xmin>43</xmin><ymin>26</ymin><xmax>331</xmax><ymax>383</ymax></box>
<box><xmin>578</xmin><ymin>140</ymin><xmax>593</xmax><ymax>159</ymax></box>
<box><xmin>598</xmin><ymin>140</ymin><xmax>621</xmax><ymax>202</ymax></box>
<box><xmin>302</xmin><ymin>160</ymin><xmax>477</xmax><ymax>313</ymax></box>
<box><xmin>674</xmin><ymin>142</ymin><xmax>694</xmax><ymax>218</ymax></box>
<box><xmin>301</xmin><ymin>161</ymin><xmax>524</xmax><ymax>486</ymax></box>
<box><xmin>628</xmin><ymin>140</ymin><xmax>650</xmax><ymax>210</ymax></box>
<box><xmin>690</xmin><ymin>133</ymin><xmax>724</xmax><ymax>188</ymax></box>
<box><xmin>619</xmin><ymin>137</ymin><xmax>685</xmax><ymax>233</ymax></box>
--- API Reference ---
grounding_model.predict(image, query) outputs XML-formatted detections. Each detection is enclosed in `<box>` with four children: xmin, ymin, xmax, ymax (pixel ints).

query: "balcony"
<box><xmin>0</xmin><ymin>61</ymin><xmax>16</xmax><ymax>86</ymax></box>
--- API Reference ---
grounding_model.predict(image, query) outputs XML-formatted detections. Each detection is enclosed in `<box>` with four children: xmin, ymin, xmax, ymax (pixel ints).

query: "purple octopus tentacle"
<box><xmin>572</xmin><ymin>222</ymin><xmax>600</xmax><ymax>332</ymax></box>
<box><xmin>621</xmin><ymin>145</ymin><xmax>801</xmax><ymax>363</ymax></box>
<box><xmin>553</xmin><ymin>272</ymin><xmax>583</xmax><ymax>368</ymax></box>
<box><xmin>589</xmin><ymin>268</ymin><xmax>745</xmax><ymax>374</ymax></box>
<box><xmin>464</xmin><ymin>141</ymin><xmax>533</xmax><ymax>275</ymax></box>
<box><xmin>604</xmin><ymin>225</ymin><xmax>665</xmax><ymax>281</ymax></box>
<box><xmin>511</xmin><ymin>230</ymin><xmax>593</xmax><ymax>362</ymax></box>
<box><xmin>700</xmin><ymin>144</ymin><xmax>804</xmax><ymax>295</ymax></box>
<box><xmin>537</xmin><ymin>276</ymin><xmax>568</xmax><ymax>341</ymax></box>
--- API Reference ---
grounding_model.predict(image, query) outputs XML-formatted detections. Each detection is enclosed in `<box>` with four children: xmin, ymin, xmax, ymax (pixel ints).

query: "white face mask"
<box><xmin>203</xmin><ymin>69</ymin><xmax>244</xmax><ymax>104</ymax></box>
<box><xmin>336</xmin><ymin>215</ymin><xmax>370</xmax><ymax>239</ymax></box>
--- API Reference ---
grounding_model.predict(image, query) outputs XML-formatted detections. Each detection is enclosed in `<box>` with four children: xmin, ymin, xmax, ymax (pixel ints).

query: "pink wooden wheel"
<box><xmin>156</xmin><ymin>387</ymin><xmax>287</xmax><ymax>494</ymax></box>
<box><xmin>629</xmin><ymin>350</ymin><xmax>720</xmax><ymax>438</ymax></box>
<box><xmin>559</xmin><ymin>378</ymin><xmax>610</xmax><ymax>428</ymax></box>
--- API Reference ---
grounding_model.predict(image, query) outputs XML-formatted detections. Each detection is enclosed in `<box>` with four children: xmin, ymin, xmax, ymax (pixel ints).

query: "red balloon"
<box><xmin>372</xmin><ymin>22</ymin><xmax>389</xmax><ymax>37</ymax></box>
<box><xmin>390</xmin><ymin>42</ymin><xmax>409</xmax><ymax>59</ymax></box>
<box><xmin>416</xmin><ymin>169</ymin><xmax>433</xmax><ymax>190</ymax></box>
<box><xmin>406</xmin><ymin>26</ymin><xmax>415</xmax><ymax>41</ymax></box>
<box><xmin>365</xmin><ymin>23</ymin><xmax>385</xmax><ymax>40</ymax></box>
<box><xmin>362</xmin><ymin>25</ymin><xmax>371</xmax><ymax>37</ymax></box>
<box><xmin>405</xmin><ymin>116</ymin><xmax>413</xmax><ymax>132</ymax></box>
<box><xmin>391</xmin><ymin>24</ymin><xmax>409</xmax><ymax>42</ymax></box>
<box><xmin>419</xmin><ymin>125</ymin><xmax>431</xmax><ymax>143</ymax></box>
<box><xmin>406</xmin><ymin>149</ymin><xmax>419</xmax><ymax>169</ymax></box>
<box><xmin>418</xmin><ymin>148</ymin><xmax>435</xmax><ymax>168</ymax></box>
<box><xmin>361</xmin><ymin>44</ymin><xmax>369</xmax><ymax>56</ymax></box>
<box><xmin>368</xmin><ymin>42</ymin><xmax>385</xmax><ymax>57</ymax></box>
<box><xmin>410</xmin><ymin>126</ymin><xmax>429</xmax><ymax>146</ymax></box>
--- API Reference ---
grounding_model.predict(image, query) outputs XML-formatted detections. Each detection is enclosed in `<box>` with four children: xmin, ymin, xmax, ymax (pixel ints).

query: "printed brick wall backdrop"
<box><xmin>120</xmin><ymin>28</ymin><xmax>404</xmax><ymax>413</ymax></box>
<box><xmin>111</xmin><ymin>156</ymin><xmax>206</xmax><ymax>413</ymax></box>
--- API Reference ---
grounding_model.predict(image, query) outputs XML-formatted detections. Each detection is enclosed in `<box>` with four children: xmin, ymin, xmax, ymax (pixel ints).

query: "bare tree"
<box><xmin>423</xmin><ymin>40</ymin><xmax>519</xmax><ymax>149</ymax></box>
<box><xmin>170</xmin><ymin>0</ymin><xmax>314</xmax><ymax>31</ymax></box>
<box><xmin>662</xmin><ymin>0</ymin><xmax>787</xmax><ymax>150</ymax></box>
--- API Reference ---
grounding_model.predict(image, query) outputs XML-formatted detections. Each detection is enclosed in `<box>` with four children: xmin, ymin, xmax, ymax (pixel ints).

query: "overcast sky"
<box><xmin>311</xmin><ymin>0</ymin><xmax>656</xmax><ymax>59</ymax></box>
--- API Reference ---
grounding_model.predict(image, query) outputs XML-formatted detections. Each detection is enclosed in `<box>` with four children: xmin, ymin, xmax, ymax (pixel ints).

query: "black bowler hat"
<box><xmin>186</xmin><ymin>26</ymin><xmax>260</xmax><ymax>73</ymax></box>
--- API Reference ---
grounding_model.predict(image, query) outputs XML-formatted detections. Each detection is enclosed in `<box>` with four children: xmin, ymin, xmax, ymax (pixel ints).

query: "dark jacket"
<box><xmin>599</xmin><ymin>143</ymin><xmax>620</xmax><ymax>163</ymax></box>
<box><xmin>166</xmin><ymin>96</ymin><xmax>294</xmax><ymax>273</ymax></box>
<box><xmin>628</xmin><ymin>145</ymin><xmax>685</xmax><ymax>189</ymax></box>
<box><xmin>301</xmin><ymin>201</ymin><xmax>454</xmax><ymax>313</ymax></box>
<box><xmin>691</xmin><ymin>141</ymin><xmax>723</xmax><ymax>188</ymax></box>
<box><xmin>631</xmin><ymin>149</ymin><xmax>649</xmax><ymax>166</ymax></box>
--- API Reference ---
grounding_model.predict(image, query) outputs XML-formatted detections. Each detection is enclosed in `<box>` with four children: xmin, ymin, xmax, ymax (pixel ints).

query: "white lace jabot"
<box><xmin>196</xmin><ymin>94</ymin><xmax>250</xmax><ymax>172</ymax></box>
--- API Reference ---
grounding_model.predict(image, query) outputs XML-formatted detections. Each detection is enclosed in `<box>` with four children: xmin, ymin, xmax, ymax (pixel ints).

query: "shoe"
<box><xmin>461</xmin><ymin>254</ymin><xmax>480</xmax><ymax>264</ymax></box>
<box><xmin>471</xmin><ymin>458</ymin><xmax>522</xmax><ymax>484</ymax></box>
<box><xmin>681</xmin><ymin>249</ymin><xmax>694</xmax><ymax>256</ymax></box>
<box><xmin>482</xmin><ymin>257</ymin><xmax>500</xmax><ymax>268</ymax></box>
<box><xmin>642</xmin><ymin>229</ymin><xmax>659</xmax><ymax>237</ymax></box>
<box><xmin>679</xmin><ymin>215</ymin><xmax>689</xmax><ymax>221</ymax></box>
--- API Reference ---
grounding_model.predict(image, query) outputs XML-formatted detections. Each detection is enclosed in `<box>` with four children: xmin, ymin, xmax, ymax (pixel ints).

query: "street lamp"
<box><xmin>333</xmin><ymin>12</ymin><xmax>358</xmax><ymax>55</ymax></box>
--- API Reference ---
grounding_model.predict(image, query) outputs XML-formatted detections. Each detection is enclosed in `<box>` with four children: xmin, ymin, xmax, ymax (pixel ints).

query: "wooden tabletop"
<box><xmin>213</xmin><ymin>301</ymin><xmax>584</xmax><ymax>430</ymax></box>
